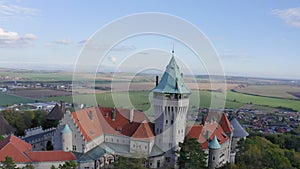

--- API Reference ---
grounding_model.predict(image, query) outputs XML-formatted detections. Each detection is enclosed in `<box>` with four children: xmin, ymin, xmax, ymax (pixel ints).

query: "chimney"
<box><xmin>155</xmin><ymin>75</ymin><xmax>159</xmax><ymax>87</ymax></box>
<box><xmin>112</xmin><ymin>107</ymin><xmax>116</xmax><ymax>121</ymax></box>
<box><xmin>60</xmin><ymin>101</ymin><xmax>65</xmax><ymax>111</ymax></box>
<box><xmin>130</xmin><ymin>109</ymin><xmax>134</xmax><ymax>123</ymax></box>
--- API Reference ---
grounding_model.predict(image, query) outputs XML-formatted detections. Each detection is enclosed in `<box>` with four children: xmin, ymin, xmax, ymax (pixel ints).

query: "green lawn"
<box><xmin>0</xmin><ymin>93</ymin><xmax>36</xmax><ymax>106</ymax></box>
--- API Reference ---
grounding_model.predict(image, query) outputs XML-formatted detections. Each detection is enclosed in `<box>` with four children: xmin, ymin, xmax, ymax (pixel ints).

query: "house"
<box><xmin>0</xmin><ymin>134</ymin><xmax>76</xmax><ymax>168</ymax></box>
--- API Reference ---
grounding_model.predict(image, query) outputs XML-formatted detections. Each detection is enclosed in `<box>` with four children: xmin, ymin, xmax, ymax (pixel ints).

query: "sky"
<box><xmin>0</xmin><ymin>0</ymin><xmax>300</xmax><ymax>79</ymax></box>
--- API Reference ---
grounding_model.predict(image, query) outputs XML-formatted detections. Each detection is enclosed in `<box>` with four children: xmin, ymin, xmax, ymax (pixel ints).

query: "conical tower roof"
<box><xmin>152</xmin><ymin>53</ymin><xmax>191</xmax><ymax>94</ymax></box>
<box><xmin>209</xmin><ymin>135</ymin><xmax>221</xmax><ymax>149</ymax></box>
<box><xmin>231</xmin><ymin>118</ymin><xmax>249</xmax><ymax>138</ymax></box>
<box><xmin>61</xmin><ymin>124</ymin><xmax>72</xmax><ymax>134</ymax></box>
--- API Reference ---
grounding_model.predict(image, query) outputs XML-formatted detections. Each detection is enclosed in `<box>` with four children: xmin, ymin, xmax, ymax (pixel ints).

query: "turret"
<box><xmin>61</xmin><ymin>124</ymin><xmax>72</xmax><ymax>152</ymax></box>
<box><xmin>208</xmin><ymin>135</ymin><xmax>221</xmax><ymax>169</ymax></box>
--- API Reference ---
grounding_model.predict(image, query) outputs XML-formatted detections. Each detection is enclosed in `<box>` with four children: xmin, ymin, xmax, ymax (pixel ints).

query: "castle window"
<box><xmin>166</xmin><ymin>120</ymin><xmax>168</xmax><ymax>124</ymax></box>
<box><xmin>111</xmin><ymin>138</ymin><xmax>113</xmax><ymax>142</ymax></box>
<box><xmin>171</xmin><ymin>120</ymin><xmax>173</xmax><ymax>125</ymax></box>
<box><xmin>213</xmin><ymin>156</ymin><xmax>215</xmax><ymax>160</ymax></box>
<box><xmin>145</xmin><ymin>145</ymin><xmax>147</xmax><ymax>149</ymax></box>
<box><xmin>171</xmin><ymin>107</ymin><xmax>174</xmax><ymax>112</ymax></box>
<box><xmin>117</xmin><ymin>139</ymin><xmax>119</xmax><ymax>143</ymax></box>
<box><xmin>73</xmin><ymin>145</ymin><xmax>77</xmax><ymax>151</ymax></box>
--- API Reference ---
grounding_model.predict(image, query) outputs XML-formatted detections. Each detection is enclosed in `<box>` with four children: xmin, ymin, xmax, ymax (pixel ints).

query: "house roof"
<box><xmin>0</xmin><ymin>134</ymin><xmax>32</xmax><ymax>162</ymax></box>
<box><xmin>152</xmin><ymin>55</ymin><xmax>191</xmax><ymax>94</ymax></box>
<box><xmin>231</xmin><ymin>118</ymin><xmax>249</xmax><ymax>138</ymax></box>
<box><xmin>70</xmin><ymin>107</ymin><xmax>154</xmax><ymax>142</ymax></box>
<box><xmin>203</xmin><ymin>112</ymin><xmax>233</xmax><ymax>133</ymax></box>
<box><xmin>26</xmin><ymin>151</ymin><xmax>76</xmax><ymax>162</ymax></box>
<box><xmin>71</xmin><ymin>107</ymin><xmax>104</xmax><ymax>142</ymax></box>
<box><xmin>132</xmin><ymin>120</ymin><xmax>154</xmax><ymax>140</ymax></box>
<box><xmin>209</xmin><ymin>135</ymin><xmax>221</xmax><ymax>149</ymax></box>
<box><xmin>0</xmin><ymin>134</ymin><xmax>76</xmax><ymax>163</ymax></box>
<box><xmin>46</xmin><ymin>104</ymin><xmax>64</xmax><ymax>121</ymax></box>
<box><xmin>186</xmin><ymin>113</ymin><xmax>232</xmax><ymax>149</ymax></box>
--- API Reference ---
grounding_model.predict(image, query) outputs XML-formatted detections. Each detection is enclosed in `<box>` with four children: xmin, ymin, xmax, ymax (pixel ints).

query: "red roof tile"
<box><xmin>72</xmin><ymin>107</ymin><xmax>103</xmax><ymax>142</ymax></box>
<box><xmin>26</xmin><ymin>151</ymin><xmax>76</xmax><ymax>162</ymax></box>
<box><xmin>71</xmin><ymin>107</ymin><xmax>154</xmax><ymax>142</ymax></box>
<box><xmin>0</xmin><ymin>135</ymin><xmax>32</xmax><ymax>162</ymax></box>
<box><xmin>220</xmin><ymin>113</ymin><xmax>233</xmax><ymax>132</ymax></box>
<box><xmin>186</xmin><ymin>120</ymin><xmax>230</xmax><ymax>149</ymax></box>
<box><xmin>132</xmin><ymin>120</ymin><xmax>154</xmax><ymax>140</ymax></box>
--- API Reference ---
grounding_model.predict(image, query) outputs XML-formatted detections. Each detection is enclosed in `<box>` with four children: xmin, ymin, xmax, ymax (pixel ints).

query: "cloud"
<box><xmin>46</xmin><ymin>39</ymin><xmax>73</xmax><ymax>46</ymax></box>
<box><xmin>0</xmin><ymin>27</ymin><xmax>36</xmax><ymax>47</ymax></box>
<box><xmin>53</xmin><ymin>39</ymin><xmax>72</xmax><ymax>45</ymax></box>
<box><xmin>0</xmin><ymin>2</ymin><xmax>39</xmax><ymax>20</ymax></box>
<box><xmin>272</xmin><ymin>7</ymin><xmax>300</xmax><ymax>28</ymax></box>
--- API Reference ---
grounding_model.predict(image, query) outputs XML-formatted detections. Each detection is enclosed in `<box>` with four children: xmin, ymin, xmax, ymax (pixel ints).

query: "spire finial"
<box><xmin>172</xmin><ymin>43</ymin><xmax>175</xmax><ymax>56</ymax></box>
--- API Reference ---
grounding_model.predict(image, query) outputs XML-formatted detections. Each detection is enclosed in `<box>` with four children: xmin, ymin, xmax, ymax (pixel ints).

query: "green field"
<box><xmin>0</xmin><ymin>93</ymin><xmax>36</xmax><ymax>106</ymax></box>
<box><xmin>45</xmin><ymin>90</ymin><xmax>300</xmax><ymax>112</ymax></box>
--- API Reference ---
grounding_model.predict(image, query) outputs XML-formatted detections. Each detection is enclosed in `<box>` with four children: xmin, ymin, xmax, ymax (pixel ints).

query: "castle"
<box><xmin>0</xmin><ymin>52</ymin><xmax>248</xmax><ymax>169</ymax></box>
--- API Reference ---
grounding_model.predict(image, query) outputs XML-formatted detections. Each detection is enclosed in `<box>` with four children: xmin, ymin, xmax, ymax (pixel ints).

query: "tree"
<box><xmin>114</xmin><ymin>156</ymin><xmax>146</xmax><ymax>169</ymax></box>
<box><xmin>59</xmin><ymin>161</ymin><xmax>77</xmax><ymax>169</ymax></box>
<box><xmin>0</xmin><ymin>156</ymin><xmax>17</xmax><ymax>169</ymax></box>
<box><xmin>22</xmin><ymin>164</ymin><xmax>35</xmax><ymax>169</ymax></box>
<box><xmin>50</xmin><ymin>165</ymin><xmax>57</xmax><ymax>169</ymax></box>
<box><xmin>174</xmin><ymin>138</ymin><xmax>207</xmax><ymax>169</ymax></box>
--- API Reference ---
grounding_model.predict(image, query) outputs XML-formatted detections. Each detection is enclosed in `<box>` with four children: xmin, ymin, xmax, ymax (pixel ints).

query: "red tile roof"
<box><xmin>71</xmin><ymin>107</ymin><xmax>154</xmax><ymax>142</ymax></box>
<box><xmin>26</xmin><ymin>151</ymin><xmax>76</xmax><ymax>162</ymax></box>
<box><xmin>132</xmin><ymin>120</ymin><xmax>154</xmax><ymax>140</ymax></box>
<box><xmin>220</xmin><ymin>113</ymin><xmax>233</xmax><ymax>132</ymax></box>
<box><xmin>186</xmin><ymin>113</ymin><xmax>232</xmax><ymax>149</ymax></box>
<box><xmin>72</xmin><ymin>107</ymin><xmax>103</xmax><ymax>142</ymax></box>
<box><xmin>0</xmin><ymin>134</ymin><xmax>76</xmax><ymax>163</ymax></box>
<box><xmin>0</xmin><ymin>135</ymin><xmax>32</xmax><ymax>162</ymax></box>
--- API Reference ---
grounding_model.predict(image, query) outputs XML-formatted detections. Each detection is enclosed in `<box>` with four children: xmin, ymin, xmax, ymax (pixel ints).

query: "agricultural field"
<box><xmin>45</xmin><ymin>89</ymin><xmax>300</xmax><ymax>113</ymax></box>
<box><xmin>234</xmin><ymin>85</ymin><xmax>300</xmax><ymax>100</ymax></box>
<box><xmin>0</xmin><ymin>93</ymin><xmax>36</xmax><ymax>106</ymax></box>
<box><xmin>11</xmin><ymin>89</ymin><xmax>71</xmax><ymax>99</ymax></box>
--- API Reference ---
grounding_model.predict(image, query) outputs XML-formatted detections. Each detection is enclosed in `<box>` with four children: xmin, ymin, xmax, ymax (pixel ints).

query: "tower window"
<box><xmin>73</xmin><ymin>145</ymin><xmax>77</xmax><ymax>151</ymax></box>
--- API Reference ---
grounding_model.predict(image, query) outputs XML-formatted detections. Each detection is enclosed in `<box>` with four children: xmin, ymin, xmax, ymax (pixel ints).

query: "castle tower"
<box><xmin>61</xmin><ymin>124</ymin><xmax>72</xmax><ymax>152</ymax></box>
<box><xmin>152</xmin><ymin>51</ymin><xmax>191</xmax><ymax>165</ymax></box>
<box><xmin>208</xmin><ymin>135</ymin><xmax>221</xmax><ymax>169</ymax></box>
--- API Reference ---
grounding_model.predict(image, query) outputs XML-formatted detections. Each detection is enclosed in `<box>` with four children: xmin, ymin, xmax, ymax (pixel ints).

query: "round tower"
<box><xmin>208</xmin><ymin>135</ymin><xmax>221</xmax><ymax>169</ymax></box>
<box><xmin>61</xmin><ymin>124</ymin><xmax>72</xmax><ymax>152</ymax></box>
<box><xmin>152</xmin><ymin>52</ymin><xmax>191</xmax><ymax>165</ymax></box>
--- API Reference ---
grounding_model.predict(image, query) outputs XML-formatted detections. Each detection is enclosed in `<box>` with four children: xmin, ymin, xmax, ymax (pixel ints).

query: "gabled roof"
<box><xmin>231</xmin><ymin>118</ymin><xmax>249</xmax><ymax>138</ymax></box>
<box><xmin>209</xmin><ymin>135</ymin><xmax>221</xmax><ymax>149</ymax></box>
<box><xmin>220</xmin><ymin>113</ymin><xmax>233</xmax><ymax>133</ymax></box>
<box><xmin>72</xmin><ymin>107</ymin><xmax>103</xmax><ymax>142</ymax></box>
<box><xmin>0</xmin><ymin>134</ymin><xmax>76</xmax><ymax>163</ymax></box>
<box><xmin>46</xmin><ymin>104</ymin><xmax>64</xmax><ymax>121</ymax></box>
<box><xmin>152</xmin><ymin>55</ymin><xmax>191</xmax><ymax>94</ymax></box>
<box><xmin>132</xmin><ymin>120</ymin><xmax>154</xmax><ymax>140</ymax></box>
<box><xmin>70</xmin><ymin>107</ymin><xmax>154</xmax><ymax>142</ymax></box>
<box><xmin>0</xmin><ymin>134</ymin><xmax>32</xmax><ymax>162</ymax></box>
<box><xmin>186</xmin><ymin>113</ymin><xmax>232</xmax><ymax>149</ymax></box>
<box><xmin>203</xmin><ymin>112</ymin><xmax>233</xmax><ymax>133</ymax></box>
<box><xmin>26</xmin><ymin>151</ymin><xmax>76</xmax><ymax>162</ymax></box>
